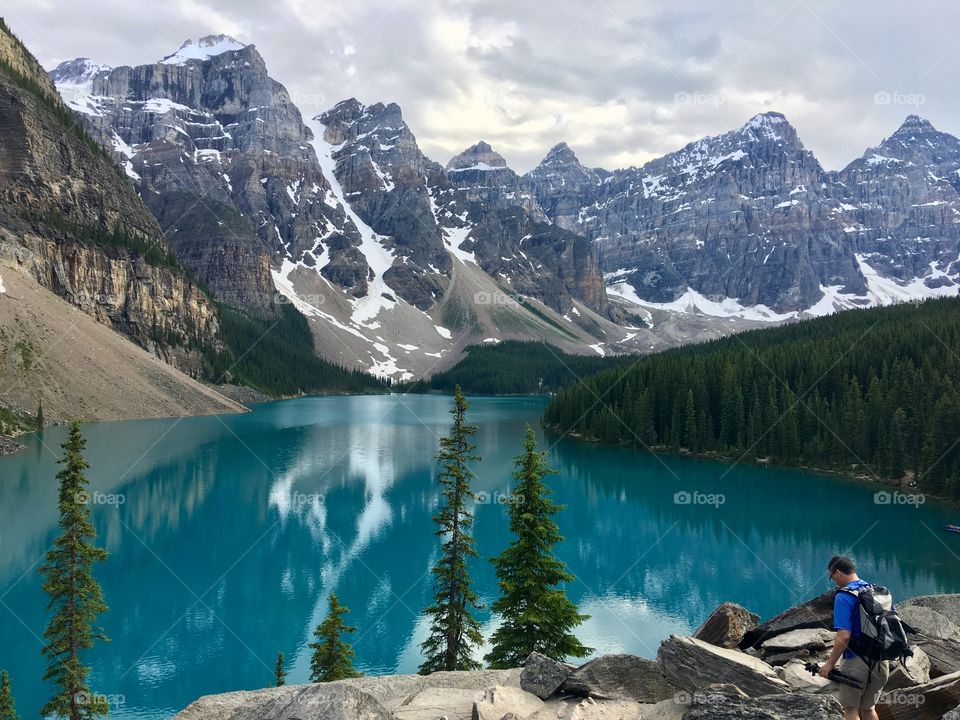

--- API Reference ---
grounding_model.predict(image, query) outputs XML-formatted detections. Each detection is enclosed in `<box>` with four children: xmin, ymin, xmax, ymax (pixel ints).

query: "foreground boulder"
<box><xmin>739</xmin><ymin>590</ymin><xmax>836</xmax><ymax>650</ymax></box>
<box><xmin>657</xmin><ymin>635</ymin><xmax>789</xmax><ymax>696</ymax></box>
<box><xmin>520</xmin><ymin>652</ymin><xmax>572</xmax><ymax>700</ymax></box>
<box><xmin>562</xmin><ymin>654</ymin><xmax>676</xmax><ymax>703</ymax></box>
<box><xmin>885</xmin><ymin>646</ymin><xmax>931</xmax><ymax>690</ymax></box>
<box><xmin>900</xmin><ymin>594</ymin><xmax>960</xmax><ymax>628</ymax></box>
<box><xmin>910</xmin><ymin>635</ymin><xmax>960</xmax><ymax>678</ymax></box>
<box><xmin>394</xmin><ymin>688</ymin><xmax>481</xmax><ymax>720</ymax></box>
<box><xmin>899</xmin><ymin>604</ymin><xmax>960</xmax><ymax>642</ymax></box>
<box><xmin>472</xmin><ymin>685</ymin><xmax>543</xmax><ymax>720</ymax></box>
<box><xmin>692</xmin><ymin>602</ymin><xmax>760</xmax><ymax>649</ymax></box>
<box><xmin>230</xmin><ymin>684</ymin><xmax>390</xmax><ymax>720</ymax></box>
<box><xmin>682</xmin><ymin>687</ymin><xmax>843</xmax><ymax>720</ymax></box>
<box><xmin>878</xmin><ymin>671</ymin><xmax>960</xmax><ymax>720</ymax></box>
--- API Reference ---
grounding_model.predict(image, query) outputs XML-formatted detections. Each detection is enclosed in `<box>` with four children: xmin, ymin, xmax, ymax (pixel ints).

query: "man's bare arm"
<box><xmin>819</xmin><ymin>630</ymin><xmax>851</xmax><ymax>677</ymax></box>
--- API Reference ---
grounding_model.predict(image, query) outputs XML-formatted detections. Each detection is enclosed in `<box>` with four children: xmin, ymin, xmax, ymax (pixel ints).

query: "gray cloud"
<box><xmin>6</xmin><ymin>0</ymin><xmax>960</xmax><ymax>172</ymax></box>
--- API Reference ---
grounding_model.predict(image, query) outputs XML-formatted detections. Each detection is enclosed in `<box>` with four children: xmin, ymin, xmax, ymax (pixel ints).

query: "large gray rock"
<box><xmin>657</xmin><ymin>635</ymin><xmax>789</xmax><ymax>697</ymax></box>
<box><xmin>739</xmin><ymin>591</ymin><xmax>836</xmax><ymax>650</ymax></box>
<box><xmin>777</xmin><ymin>659</ymin><xmax>832</xmax><ymax>692</ymax></box>
<box><xmin>909</xmin><ymin>635</ymin><xmax>960</xmax><ymax>678</ymax></box>
<box><xmin>899</xmin><ymin>603</ymin><xmax>960</xmax><ymax>641</ymax></box>
<box><xmin>562</xmin><ymin>654</ymin><xmax>676</xmax><ymax>703</ymax></box>
<box><xmin>229</xmin><ymin>683</ymin><xmax>389</xmax><ymax>720</ymax></box>
<box><xmin>520</xmin><ymin>652</ymin><xmax>572</xmax><ymax>700</ymax></box>
<box><xmin>692</xmin><ymin>603</ymin><xmax>760</xmax><ymax>650</ymax></box>
<box><xmin>682</xmin><ymin>689</ymin><xmax>843</xmax><ymax>720</ymax></box>
<box><xmin>759</xmin><ymin>628</ymin><xmax>834</xmax><ymax>664</ymax></box>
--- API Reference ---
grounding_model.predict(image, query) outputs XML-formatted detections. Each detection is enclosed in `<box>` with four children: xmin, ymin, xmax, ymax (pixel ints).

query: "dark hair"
<box><xmin>828</xmin><ymin>555</ymin><xmax>856</xmax><ymax>575</ymax></box>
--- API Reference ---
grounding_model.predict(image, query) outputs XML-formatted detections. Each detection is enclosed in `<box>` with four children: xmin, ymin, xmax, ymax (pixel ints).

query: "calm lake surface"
<box><xmin>2</xmin><ymin>395</ymin><xmax>958</xmax><ymax>720</ymax></box>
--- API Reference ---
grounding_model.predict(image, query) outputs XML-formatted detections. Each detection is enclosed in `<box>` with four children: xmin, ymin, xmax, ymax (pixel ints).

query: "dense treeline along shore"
<box><xmin>543</xmin><ymin>297</ymin><xmax>960</xmax><ymax>500</ymax></box>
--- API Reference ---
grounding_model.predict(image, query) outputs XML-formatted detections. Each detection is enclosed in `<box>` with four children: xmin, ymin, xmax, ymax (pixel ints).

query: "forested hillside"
<box><xmin>408</xmin><ymin>341</ymin><xmax>632</xmax><ymax>394</ymax></box>
<box><xmin>543</xmin><ymin>298</ymin><xmax>960</xmax><ymax>498</ymax></box>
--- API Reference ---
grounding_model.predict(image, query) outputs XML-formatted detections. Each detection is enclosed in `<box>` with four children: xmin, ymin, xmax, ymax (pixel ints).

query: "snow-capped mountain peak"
<box><xmin>446</xmin><ymin>141</ymin><xmax>509</xmax><ymax>172</ymax></box>
<box><xmin>49</xmin><ymin>57</ymin><xmax>112</xmax><ymax>87</ymax></box>
<box><xmin>159</xmin><ymin>35</ymin><xmax>248</xmax><ymax>65</ymax></box>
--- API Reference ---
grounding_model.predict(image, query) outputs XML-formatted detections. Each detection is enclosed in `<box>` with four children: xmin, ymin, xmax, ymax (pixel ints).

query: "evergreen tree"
<box><xmin>309</xmin><ymin>593</ymin><xmax>361</xmax><ymax>682</ymax></box>
<box><xmin>36</xmin><ymin>400</ymin><xmax>44</xmax><ymax>431</ymax></box>
<box><xmin>275</xmin><ymin>652</ymin><xmax>286</xmax><ymax>687</ymax></box>
<box><xmin>0</xmin><ymin>671</ymin><xmax>18</xmax><ymax>720</ymax></box>
<box><xmin>683</xmin><ymin>389</ymin><xmax>698</xmax><ymax>451</ymax></box>
<box><xmin>39</xmin><ymin>422</ymin><xmax>109</xmax><ymax>720</ymax></box>
<box><xmin>419</xmin><ymin>386</ymin><xmax>484</xmax><ymax>674</ymax></box>
<box><xmin>485</xmin><ymin>426</ymin><xmax>592</xmax><ymax>668</ymax></box>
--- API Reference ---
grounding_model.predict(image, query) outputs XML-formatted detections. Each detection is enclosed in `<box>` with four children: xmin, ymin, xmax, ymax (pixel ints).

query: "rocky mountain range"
<box><xmin>46</xmin><ymin>33</ymin><xmax>960</xmax><ymax>380</ymax></box>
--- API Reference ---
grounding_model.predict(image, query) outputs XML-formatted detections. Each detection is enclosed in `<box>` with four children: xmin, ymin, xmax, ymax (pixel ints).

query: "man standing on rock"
<box><xmin>820</xmin><ymin>555</ymin><xmax>889</xmax><ymax>720</ymax></box>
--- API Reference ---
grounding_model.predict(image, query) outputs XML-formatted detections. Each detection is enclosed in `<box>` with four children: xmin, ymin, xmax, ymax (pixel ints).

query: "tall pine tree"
<box><xmin>39</xmin><ymin>422</ymin><xmax>109</xmax><ymax>720</ymax></box>
<box><xmin>309</xmin><ymin>593</ymin><xmax>362</xmax><ymax>682</ymax></box>
<box><xmin>419</xmin><ymin>386</ymin><xmax>484</xmax><ymax>674</ymax></box>
<box><xmin>275</xmin><ymin>652</ymin><xmax>286</xmax><ymax>687</ymax></box>
<box><xmin>0</xmin><ymin>671</ymin><xmax>18</xmax><ymax>720</ymax></box>
<box><xmin>485</xmin><ymin>426</ymin><xmax>592</xmax><ymax>668</ymax></box>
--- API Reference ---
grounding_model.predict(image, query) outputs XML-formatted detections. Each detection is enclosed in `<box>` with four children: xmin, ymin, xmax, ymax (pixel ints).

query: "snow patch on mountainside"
<box><xmin>307</xmin><ymin>118</ymin><xmax>398</xmax><ymax>327</ymax></box>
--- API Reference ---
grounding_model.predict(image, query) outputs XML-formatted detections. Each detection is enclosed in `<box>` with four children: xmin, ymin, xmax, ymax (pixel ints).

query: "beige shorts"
<box><xmin>836</xmin><ymin>656</ymin><xmax>890</xmax><ymax>709</ymax></box>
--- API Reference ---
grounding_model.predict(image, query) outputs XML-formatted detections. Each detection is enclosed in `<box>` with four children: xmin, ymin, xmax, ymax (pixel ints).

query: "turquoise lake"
<box><xmin>1</xmin><ymin>394</ymin><xmax>959</xmax><ymax>720</ymax></box>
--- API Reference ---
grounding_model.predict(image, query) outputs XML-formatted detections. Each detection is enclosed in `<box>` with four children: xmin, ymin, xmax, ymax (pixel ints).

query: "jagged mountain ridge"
<box><xmin>523</xmin><ymin>112</ymin><xmax>960</xmax><ymax>318</ymax></box>
<box><xmin>51</xmin><ymin>38</ymin><xmax>630</xmax><ymax>380</ymax></box>
<box><xmin>48</xmin><ymin>34</ymin><xmax>960</xmax><ymax>380</ymax></box>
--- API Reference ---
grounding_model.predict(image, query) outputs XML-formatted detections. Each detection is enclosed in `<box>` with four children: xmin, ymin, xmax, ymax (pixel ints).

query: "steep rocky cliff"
<box><xmin>0</xmin><ymin>19</ymin><xmax>220</xmax><ymax>375</ymax></box>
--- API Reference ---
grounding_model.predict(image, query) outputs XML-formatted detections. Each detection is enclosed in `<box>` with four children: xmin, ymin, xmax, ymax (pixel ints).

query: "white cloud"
<box><xmin>7</xmin><ymin>0</ymin><xmax>960</xmax><ymax>173</ymax></box>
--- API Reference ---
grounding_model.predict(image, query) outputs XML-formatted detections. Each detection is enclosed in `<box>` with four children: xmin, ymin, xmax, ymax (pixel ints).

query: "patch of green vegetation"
<box><xmin>14</xmin><ymin>339</ymin><xmax>32</xmax><ymax>371</ymax></box>
<box><xmin>205</xmin><ymin>302</ymin><xmax>384</xmax><ymax>396</ymax></box>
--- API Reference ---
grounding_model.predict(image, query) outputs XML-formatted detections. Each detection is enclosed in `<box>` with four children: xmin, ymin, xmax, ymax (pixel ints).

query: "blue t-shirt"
<box><xmin>834</xmin><ymin>580</ymin><xmax>871</xmax><ymax>659</ymax></box>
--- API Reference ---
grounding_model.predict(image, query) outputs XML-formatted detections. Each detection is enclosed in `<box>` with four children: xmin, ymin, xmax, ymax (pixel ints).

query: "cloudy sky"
<box><xmin>6</xmin><ymin>0</ymin><xmax>959</xmax><ymax>172</ymax></box>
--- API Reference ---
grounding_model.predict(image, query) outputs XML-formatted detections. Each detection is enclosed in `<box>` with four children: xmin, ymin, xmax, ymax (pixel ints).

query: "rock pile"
<box><xmin>174</xmin><ymin>594</ymin><xmax>960</xmax><ymax>720</ymax></box>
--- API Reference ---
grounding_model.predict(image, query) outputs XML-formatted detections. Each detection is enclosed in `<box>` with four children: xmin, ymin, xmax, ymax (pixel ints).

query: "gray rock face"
<box><xmin>656</xmin><ymin>635</ymin><xmax>789</xmax><ymax>697</ymax></box>
<box><xmin>692</xmin><ymin>602</ymin><xmax>760</xmax><ymax>649</ymax></box>
<box><xmin>682</xmin><ymin>689</ymin><xmax>843</xmax><ymax>720</ymax></box>
<box><xmin>51</xmin><ymin>38</ymin><xmax>363</xmax><ymax>315</ymax></box>
<box><xmin>446</xmin><ymin>141</ymin><xmax>546</xmax><ymax>220</ymax></box>
<box><xmin>522</xmin><ymin>143</ymin><xmax>606</xmax><ymax>231</ymax></box>
<box><xmin>519</xmin><ymin>652</ymin><xmax>572</xmax><ymax>700</ymax></box>
<box><xmin>901</xmin><ymin>594</ymin><xmax>960</xmax><ymax>630</ymax></box>
<box><xmin>524</xmin><ymin>113</ymin><xmax>960</xmax><ymax>316</ymax></box>
<box><xmin>909</xmin><ymin>635</ymin><xmax>960</xmax><ymax>678</ymax></box>
<box><xmin>229</xmin><ymin>683</ymin><xmax>390</xmax><ymax>720</ymax></box>
<box><xmin>562</xmin><ymin>654</ymin><xmax>676</xmax><ymax>703</ymax></box>
<box><xmin>886</xmin><ymin>645</ymin><xmax>931</xmax><ymax>690</ymax></box>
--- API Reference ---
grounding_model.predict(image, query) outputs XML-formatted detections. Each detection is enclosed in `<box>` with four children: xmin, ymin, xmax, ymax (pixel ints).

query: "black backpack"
<box><xmin>841</xmin><ymin>584</ymin><xmax>913</xmax><ymax>669</ymax></box>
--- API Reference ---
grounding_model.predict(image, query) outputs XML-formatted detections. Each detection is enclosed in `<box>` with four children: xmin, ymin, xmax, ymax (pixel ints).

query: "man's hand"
<box><xmin>818</xmin><ymin>661</ymin><xmax>834</xmax><ymax>679</ymax></box>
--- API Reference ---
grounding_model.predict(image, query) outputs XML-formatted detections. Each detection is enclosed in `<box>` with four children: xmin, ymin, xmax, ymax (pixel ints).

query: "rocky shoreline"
<box><xmin>173</xmin><ymin>592</ymin><xmax>960</xmax><ymax>720</ymax></box>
